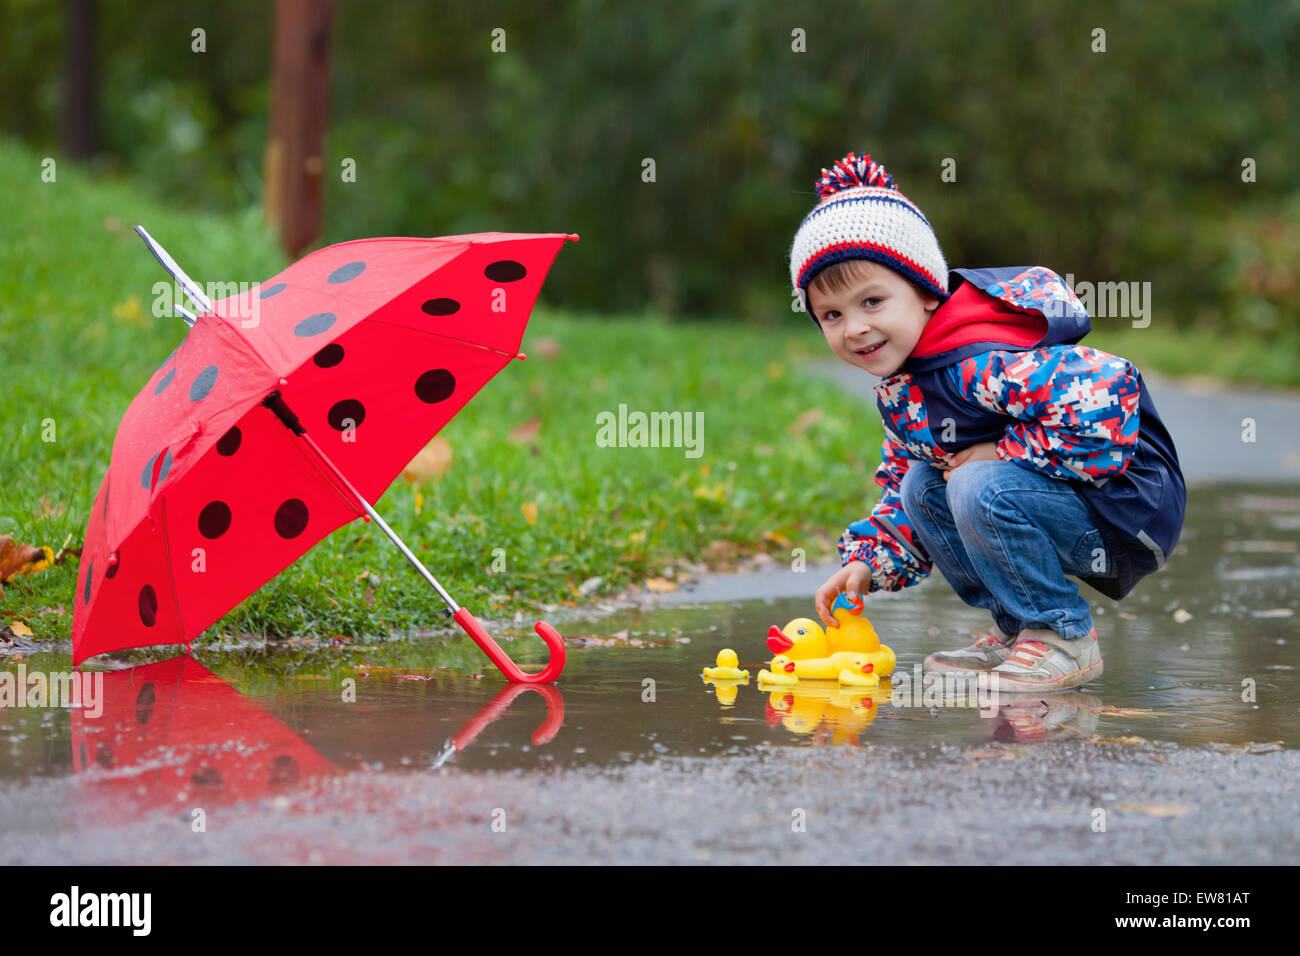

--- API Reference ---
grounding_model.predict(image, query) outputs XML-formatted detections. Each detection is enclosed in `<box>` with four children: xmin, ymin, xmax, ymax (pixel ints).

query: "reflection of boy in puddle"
<box><xmin>990</xmin><ymin>692</ymin><xmax>1101</xmax><ymax>742</ymax></box>
<box><xmin>789</xmin><ymin>151</ymin><xmax>1185</xmax><ymax>693</ymax></box>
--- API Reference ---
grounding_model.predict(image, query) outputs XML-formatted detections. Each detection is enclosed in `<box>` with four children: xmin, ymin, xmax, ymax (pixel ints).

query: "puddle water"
<box><xmin>1</xmin><ymin>484</ymin><xmax>1296</xmax><ymax>819</ymax></box>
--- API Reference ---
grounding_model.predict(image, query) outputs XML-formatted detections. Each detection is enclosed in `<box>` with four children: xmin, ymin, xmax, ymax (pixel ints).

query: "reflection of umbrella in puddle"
<box><xmin>72</xmin><ymin>657</ymin><xmax>567</xmax><ymax>817</ymax></box>
<box><xmin>432</xmin><ymin>683</ymin><xmax>565</xmax><ymax>768</ymax></box>
<box><xmin>71</xmin><ymin>655</ymin><xmax>336</xmax><ymax>815</ymax></box>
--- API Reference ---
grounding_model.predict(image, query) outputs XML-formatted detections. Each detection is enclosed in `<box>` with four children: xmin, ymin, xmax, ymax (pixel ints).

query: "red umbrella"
<box><xmin>72</xmin><ymin>228</ymin><xmax>576</xmax><ymax>682</ymax></box>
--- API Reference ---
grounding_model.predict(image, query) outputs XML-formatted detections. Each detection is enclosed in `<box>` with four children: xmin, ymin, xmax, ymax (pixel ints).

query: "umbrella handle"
<box><xmin>452</xmin><ymin>608</ymin><xmax>567</xmax><ymax>684</ymax></box>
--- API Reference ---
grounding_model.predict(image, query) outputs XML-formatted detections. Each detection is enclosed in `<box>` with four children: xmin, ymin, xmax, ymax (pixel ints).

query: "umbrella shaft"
<box><xmin>269</xmin><ymin>408</ymin><xmax>461</xmax><ymax>616</ymax></box>
<box><xmin>354</xmin><ymin>493</ymin><xmax>460</xmax><ymax>614</ymax></box>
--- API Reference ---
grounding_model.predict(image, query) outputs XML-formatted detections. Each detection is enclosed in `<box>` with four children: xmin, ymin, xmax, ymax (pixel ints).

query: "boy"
<box><xmin>788</xmin><ymin>151</ymin><xmax>1185</xmax><ymax>691</ymax></box>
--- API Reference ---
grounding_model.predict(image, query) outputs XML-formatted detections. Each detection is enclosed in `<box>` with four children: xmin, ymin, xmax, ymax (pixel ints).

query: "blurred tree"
<box><xmin>1</xmin><ymin>0</ymin><xmax>1295</xmax><ymax>332</ymax></box>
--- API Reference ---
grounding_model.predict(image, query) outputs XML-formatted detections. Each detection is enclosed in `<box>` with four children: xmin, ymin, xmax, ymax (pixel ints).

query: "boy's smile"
<box><xmin>807</xmin><ymin>262</ymin><xmax>941</xmax><ymax>377</ymax></box>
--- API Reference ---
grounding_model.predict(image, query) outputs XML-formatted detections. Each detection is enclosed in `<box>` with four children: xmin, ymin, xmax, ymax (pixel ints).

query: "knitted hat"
<box><xmin>789</xmin><ymin>151</ymin><xmax>949</xmax><ymax>322</ymax></box>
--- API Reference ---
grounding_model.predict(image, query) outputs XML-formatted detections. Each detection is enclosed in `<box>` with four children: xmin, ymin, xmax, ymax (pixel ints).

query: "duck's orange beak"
<box><xmin>767</xmin><ymin>625</ymin><xmax>793</xmax><ymax>654</ymax></box>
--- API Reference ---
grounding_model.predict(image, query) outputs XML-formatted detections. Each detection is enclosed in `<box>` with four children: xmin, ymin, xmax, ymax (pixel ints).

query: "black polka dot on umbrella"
<box><xmin>138</xmin><ymin>584</ymin><xmax>158</xmax><ymax>627</ymax></box>
<box><xmin>415</xmin><ymin>369</ymin><xmax>456</xmax><ymax>404</ymax></box>
<box><xmin>189</xmin><ymin>365</ymin><xmax>218</xmax><ymax>401</ymax></box>
<box><xmin>83</xmin><ymin>561</ymin><xmax>93</xmax><ymax>603</ymax></box>
<box><xmin>141</xmin><ymin>449</ymin><xmax>173</xmax><ymax>489</ymax></box>
<box><xmin>294</xmin><ymin>312</ymin><xmax>337</xmax><ymax>337</ymax></box>
<box><xmin>105</xmin><ymin>552</ymin><xmax>119</xmax><ymax>579</ymax></box>
<box><xmin>328</xmin><ymin>261</ymin><xmax>366</xmax><ymax>284</ymax></box>
<box><xmin>259</xmin><ymin>281</ymin><xmax>287</xmax><ymax>299</ymax></box>
<box><xmin>216</xmin><ymin>426</ymin><xmax>242</xmax><ymax>456</ymax></box>
<box><xmin>135</xmin><ymin>683</ymin><xmax>155</xmax><ymax>725</ymax></box>
<box><xmin>154</xmin><ymin>367</ymin><xmax>176</xmax><ymax>395</ymax></box>
<box><xmin>191</xmin><ymin>765</ymin><xmax>223</xmax><ymax>787</ymax></box>
<box><xmin>313</xmin><ymin>344</ymin><xmax>344</xmax><ymax>367</ymax></box>
<box><xmin>421</xmin><ymin>298</ymin><xmax>460</xmax><ymax>316</ymax></box>
<box><xmin>269</xmin><ymin>754</ymin><xmax>300</xmax><ymax>785</ymax></box>
<box><xmin>485</xmin><ymin>260</ymin><xmax>527</xmax><ymax>283</ymax></box>
<box><xmin>327</xmin><ymin>399</ymin><xmax>365</xmax><ymax>430</ymax></box>
<box><xmin>198</xmin><ymin>501</ymin><xmax>232</xmax><ymax>539</ymax></box>
<box><xmin>274</xmin><ymin>498</ymin><xmax>310</xmax><ymax>538</ymax></box>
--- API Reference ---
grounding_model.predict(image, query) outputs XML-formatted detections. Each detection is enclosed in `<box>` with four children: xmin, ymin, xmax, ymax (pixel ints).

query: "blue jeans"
<box><xmin>900</xmin><ymin>460</ymin><xmax>1105</xmax><ymax>641</ymax></box>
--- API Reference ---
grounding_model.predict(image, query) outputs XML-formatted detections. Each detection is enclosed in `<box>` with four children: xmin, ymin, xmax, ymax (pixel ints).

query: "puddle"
<box><xmin>1</xmin><ymin>483</ymin><xmax>1297</xmax><ymax>826</ymax></box>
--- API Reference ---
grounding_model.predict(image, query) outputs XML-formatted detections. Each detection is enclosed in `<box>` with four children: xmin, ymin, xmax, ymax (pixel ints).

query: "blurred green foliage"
<box><xmin>2</xmin><ymin>0</ymin><xmax>1297</xmax><ymax>334</ymax></box>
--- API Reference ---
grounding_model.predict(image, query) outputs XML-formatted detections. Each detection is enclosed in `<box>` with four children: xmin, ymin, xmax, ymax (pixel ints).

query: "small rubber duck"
<box><xmin>837</xmin><ymin>654</ymin><xmax>881</xmax><ymax>688</ymax></box>
<box><xmin>758</xmin><ymin>654</ymin><xmax>799</xmax><ymax>686</ymax></box>
<box><xmin>702</xmin><ymin>648</ymin><xmax>750</xmax><ymax>680</ymax></box>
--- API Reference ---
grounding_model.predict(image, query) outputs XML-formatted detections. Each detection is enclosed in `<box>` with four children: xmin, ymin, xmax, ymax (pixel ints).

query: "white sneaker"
<box><xmin>923</xmin><ymin>625</ymin><xmax>1017</xmax><ymax>674</ymax></box>
<box><xmin>990</xmin><ymin>628</ymin><xmax>1104</xmax><ymax>692</ymax></box>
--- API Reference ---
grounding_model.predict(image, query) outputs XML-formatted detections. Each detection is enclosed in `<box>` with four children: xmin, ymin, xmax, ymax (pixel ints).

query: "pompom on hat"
<box><xmin>789</xmin><ymin>150</ymin><xmax>949</xmax><ymax>322</ymax></box>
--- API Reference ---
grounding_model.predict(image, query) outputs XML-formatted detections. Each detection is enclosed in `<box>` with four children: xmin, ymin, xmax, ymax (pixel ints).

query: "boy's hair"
<box><xmin>806</xmin><ymin>260</ymin><xmax>936</xmax><ymax>322</ymax></box>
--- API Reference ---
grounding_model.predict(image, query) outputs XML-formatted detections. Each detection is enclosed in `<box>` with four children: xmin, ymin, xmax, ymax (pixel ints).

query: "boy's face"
<box><xmin>808</xmin><ymin>264</ymin><xmax>940</xmax><ymax>377</ymax></box>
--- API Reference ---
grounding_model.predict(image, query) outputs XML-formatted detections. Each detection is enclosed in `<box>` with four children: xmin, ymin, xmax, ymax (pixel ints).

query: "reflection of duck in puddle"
<box><xmin>988</xmin><ymin>691</ymin><xmax>1102</xmax><ymax>742</ymax></box>
<box><xmin>761</xmin><ymin>680</ymin><xmax>894</xmax><ymax>745</ymax></box>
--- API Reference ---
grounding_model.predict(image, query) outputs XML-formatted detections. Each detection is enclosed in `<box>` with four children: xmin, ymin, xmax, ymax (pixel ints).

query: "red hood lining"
<box><xmin>910</xmin><ymin>281</ymin><xmax>1047</xmax><ymax>358</ymax></box>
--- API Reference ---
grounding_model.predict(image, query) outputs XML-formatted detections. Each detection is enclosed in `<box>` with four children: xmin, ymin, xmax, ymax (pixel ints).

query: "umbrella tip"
<box><xmin>566</xmin><ymin>233</ymin><xmax>580</xmax><ymax>242</ymax></box>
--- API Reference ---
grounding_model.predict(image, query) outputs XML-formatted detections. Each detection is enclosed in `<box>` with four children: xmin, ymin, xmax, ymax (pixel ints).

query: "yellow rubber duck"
<box><xmin>766</xmin><ymin>592</ymin><xmax>895</xmax><ymax>679</ymax></box>
<box><xmin>701</xmin><ymin>648</ymin><xmax>750</xmax><ymax>681</ymax></box>
<box><xmin>837</xmin><ymin>654</ymin><xmax>881</xmax><ymax>688</ymax></box>
<box><xmin>757</xmin><ymin>654</ymin><xmax>799</xmax><ymax>686</ymax></box>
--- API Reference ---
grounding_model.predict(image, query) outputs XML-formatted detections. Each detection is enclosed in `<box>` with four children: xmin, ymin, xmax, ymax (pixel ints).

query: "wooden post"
<box><xmin>264</xmin><ymin>0</ymin><xmax>334</xmax><ymax>257</ymax></box>
<box><xmin>62</xmin><ymin>0</ymin><xmax>98</xmax><ymax>160</ymax></box>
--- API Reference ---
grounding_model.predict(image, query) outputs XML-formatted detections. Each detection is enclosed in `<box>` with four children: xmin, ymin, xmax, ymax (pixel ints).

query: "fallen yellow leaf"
<box><xmin>402</xmin><ymin>437</ymin><xmax>453</xmax><ymax>482</ymax></box>
<box><xmin>0</xmin><ymin>536</ymin><xmax>50</xmax><ymax>582</ymax></box>
<box><xmin>9</xmin><ymin>621</ymin><xmax>33</xmax><ymax>637</ymax></box>
<box><xmin>693</xmin><ymin>483</ymin><xmax>727</xmax><ymax>502</ymax></box>
<box><xmin>790</xmin><ymin>408</ymin><xmax>824</xmax><ymax>435</ymax></box>
<box><xmin>644</xmin><ymin>577</ymin><xmax>677</xmax><ymax>592</ymax></box>
<box><xmin>112</xmin><ymin>294</ymin><xmax>146</xmax><ymax>326</ymax></box>
<box><xmin>521</xmin><ymin>501</ymin><xmax>538</xmax><ymax>525</ymax></box>
<box><xmin>508</xmin><ymin>416</ymin><xmax>541</xmax><ymax>443</ymax></box>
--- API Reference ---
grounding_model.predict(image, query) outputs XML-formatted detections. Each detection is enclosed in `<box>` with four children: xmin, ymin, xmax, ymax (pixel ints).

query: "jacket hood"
<box><xmin>903</xmin><ymin>266</ymin><xmax>1092</xmax><ymax>374</ymax></box>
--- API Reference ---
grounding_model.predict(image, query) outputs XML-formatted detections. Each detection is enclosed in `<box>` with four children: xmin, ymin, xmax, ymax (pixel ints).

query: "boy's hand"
<box><xmin>942</xmin><ymin>441</ymin><xmax>1001</xmax><ymax>480</ymax></box>
<box><xmin>815</xmin><ymin>561</ymin><xmax>871</xmax><ymax>627</ymax></box>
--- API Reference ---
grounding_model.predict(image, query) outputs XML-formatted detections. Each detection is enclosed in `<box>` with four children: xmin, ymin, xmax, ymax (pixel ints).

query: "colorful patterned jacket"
<box><xmin>838</xmin><ymin>266</ymin><xmax>1186</xmax><ymax>601</ymax></box>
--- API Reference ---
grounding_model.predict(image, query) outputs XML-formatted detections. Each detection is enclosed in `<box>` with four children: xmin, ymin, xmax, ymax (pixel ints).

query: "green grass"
<box><xmin>1087</xmin><ymin>326</ymin><xmax>1300</xmax><ymax>391</ymax></box>
<box><xmin>0</xmin><ymin>137</ymin><xmax>878</xmax><ymax>649</ymax></box>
